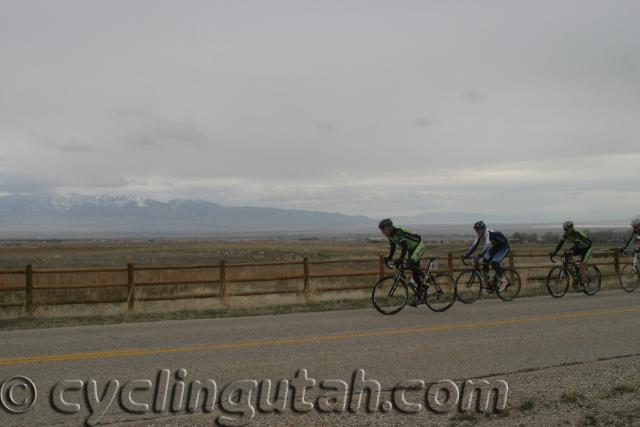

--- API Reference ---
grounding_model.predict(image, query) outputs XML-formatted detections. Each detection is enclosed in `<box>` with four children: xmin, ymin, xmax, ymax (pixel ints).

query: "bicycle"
<box><xmin>455</xmin><ymin>257</ymin><xmax>521</xmax><ymax>303</ymax></box>
<box><xmin>546</xmin><ymin>252</ymin><xmax>601</xmax><ymax>297</ymax></box>
<box><xmin>371</xmin><ymin>258</ymin><xmax>457</xmax><ymax>315</ymax></box>
<box><xmin>619</xmin><ymin>249</ymin><xmax>640</xmax><ymax>292</ymax></box>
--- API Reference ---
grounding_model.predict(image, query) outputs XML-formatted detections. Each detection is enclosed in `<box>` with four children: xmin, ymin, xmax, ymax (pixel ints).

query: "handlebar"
<box><xmin>461</xmin><ymin>256</ymin><xmax>481</xmax><ymax>268</ymax></box>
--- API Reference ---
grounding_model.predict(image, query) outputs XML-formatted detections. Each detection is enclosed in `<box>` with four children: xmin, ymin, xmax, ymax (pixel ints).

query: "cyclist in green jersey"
<box><xmin>550</xmin><ymin>221</ymin><xmax>592</xmax><ymax>284</ymax></box>
<box><xmin>378</xmin><ymin>218</ymin><xmax>427</xmax><ymax>307</ymax></box>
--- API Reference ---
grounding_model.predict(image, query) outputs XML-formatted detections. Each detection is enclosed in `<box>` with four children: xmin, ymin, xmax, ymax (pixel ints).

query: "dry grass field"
<box><xmin>0</xmin><ymin>238</ymin><xmax>625</xmax><ymax>329</ymax></box>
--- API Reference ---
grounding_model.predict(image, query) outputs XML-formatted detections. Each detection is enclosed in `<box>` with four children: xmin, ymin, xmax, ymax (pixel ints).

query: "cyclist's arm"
<box><xmin>387</xmin><ymin>241</ymin><xmax>396</xmax><ymax>259</ymax></box>
<box><xmin>464</xmin><ymin>235</ymin><xmax>481</xmax><ymax>258</ymax></box>
<box><xmin>552</xmin><ymin>237</ymin><xmax>566</xmax><ymax>256</ymax></box>
<box><xmin>622</xmin><ymin>232</ymin><xmax>635</xmax><ymax>251</ymax></box>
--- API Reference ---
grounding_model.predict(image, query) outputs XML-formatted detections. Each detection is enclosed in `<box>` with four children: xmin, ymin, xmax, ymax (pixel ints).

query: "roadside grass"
<box><xmin>580</xmin><ymin>412</ymin><xmax>600</xmax><ymax>426</ymax></box>
<box><xmin>0</xmin><ymin>298</ymin><xmax>373</xmax><ymax>331</ymax></box>
<box><xmin>605</xmin><ymin>384</ymin><xmax>636</xmax><ymax>397</ymax></box>
<box><xmin>449</xmin><ymin>411</ymin><xmax>479</xmax><ymax>426</ymax></box>
<box><xmin>518</xmin><ymin>399</ymin><xmax>536</xmax><ymax>411</ymax></box>
<box><xmin>560</xmin><ymin>389</ymin><xmax>586</xmax><ymax>404</ymax></box>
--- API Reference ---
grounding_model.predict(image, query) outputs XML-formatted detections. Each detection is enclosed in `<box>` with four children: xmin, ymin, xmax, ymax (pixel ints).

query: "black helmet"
<box><xmin>378</xmin><ymin>218</ymin><xmax>393</xmax><ymax>229</ymax></box>
<box><xmin>473</xmin><ymin>220</ymin><xmax>486</xmax><ymax>231</ymax></box>
<box><xmin>563</xmin><ymin>221</ymin><xmax>574</xmax><ymax>231</ymax></box>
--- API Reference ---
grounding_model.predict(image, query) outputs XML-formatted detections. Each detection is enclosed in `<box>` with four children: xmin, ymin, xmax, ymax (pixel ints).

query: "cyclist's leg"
<box><xmin>407</xmin><ymin>241</ymin><xmax>426</xmax><ymax>285</ymax></box>
<box><xmin>489</xmin><ymin>245</ymin><xmax>509</xmax><ymax>276</ymax></box>
<box><xmin>481</xmin><ymin>250</ymin><xmax>491</xmax><ymax>275</ymax></box>
<box><xmin>578</xmin><ymin>246</ymin><xmax>592</xmax><ymax>282</ymax></box>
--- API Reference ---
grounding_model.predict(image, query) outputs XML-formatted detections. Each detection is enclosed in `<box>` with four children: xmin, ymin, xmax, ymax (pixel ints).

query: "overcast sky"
<box><xmin>1</xmin><ymin>0</ymin><xmax>639</xmax><ymax>221</ymax></box>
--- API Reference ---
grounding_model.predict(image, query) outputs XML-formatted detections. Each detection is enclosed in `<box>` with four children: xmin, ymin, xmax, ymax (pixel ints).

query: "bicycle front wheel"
<box><xmin>582</xmin><ymin>265</ymin><xmax>601</xmax><ymax>296</ymax></box>
<box><xmin>424</xmin><ymin>273</ymin><xmax>457</xmax><ymax>312</ymax></box>
<box><xmin>497</xmin><ymin>268</ymin><xmax>521</xmax><ymax>301</ymax></box>
<box><xmin>372</xmin><ymin>275</ymin><xmax>408</xmax><ymax>315</ymax></box>
<box><xmin>620</xmin><ymin>264</ymin><xmax>640</xmax><ymax>292</ymax></box>
<box><xmin>455</xmin><ymin>270</ymin><xmax>482</xmax><ymax>304</ymax></box>
<box><xmin>546</xmin><ymin>266</ymin><xmax>569</xmax><ymax>298</ymax></box>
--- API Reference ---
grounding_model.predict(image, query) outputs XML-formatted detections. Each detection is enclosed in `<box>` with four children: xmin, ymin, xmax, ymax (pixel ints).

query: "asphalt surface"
<box><xmin>1</xmin><ymin>290</ymin><xmax>640</xmax><ymax>426</ymax></box>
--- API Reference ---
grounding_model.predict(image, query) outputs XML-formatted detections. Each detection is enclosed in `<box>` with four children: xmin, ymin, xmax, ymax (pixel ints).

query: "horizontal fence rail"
<box><xmin>0</xmin><ymin>248</ymin><xmax>629</xmax><ymax>315</ymax></box>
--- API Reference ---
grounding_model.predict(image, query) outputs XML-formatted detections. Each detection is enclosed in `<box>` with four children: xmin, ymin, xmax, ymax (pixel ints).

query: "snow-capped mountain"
<box><xmin>0</xmin><ymin>193</ymin><xmax>373</xmax><ymax>236</ymax></box>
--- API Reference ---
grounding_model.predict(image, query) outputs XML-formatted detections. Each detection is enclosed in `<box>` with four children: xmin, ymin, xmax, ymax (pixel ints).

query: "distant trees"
<box><xmin>587</xmin><ymin>229</ymin><xmax>628</xmax><ymax>243</ymax></box>
<box><xmin>510</xmin><ymin>232</ymin><xmax>540</xmax><ymax>243</ymax></box>
<box><xmin>510</xmin><ymin>229</ymin><xmax>631</xmax><ymax>244</ymax></box>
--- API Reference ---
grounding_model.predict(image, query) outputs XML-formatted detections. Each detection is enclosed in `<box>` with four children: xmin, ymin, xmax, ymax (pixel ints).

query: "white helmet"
<box><xmin>632</xmin><ymin>217</ymin><xmax>640</xmax><ymax>228</ymax></box>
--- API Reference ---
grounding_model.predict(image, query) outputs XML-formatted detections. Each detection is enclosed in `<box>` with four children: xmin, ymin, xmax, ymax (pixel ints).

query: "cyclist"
<box><xmin>461</xmin><ymin>221</ymin><xmax>511</xmax><ymax>292</ymax></box>
<box><xmin>378</xmin><ymin>218</ymin><xmax>427</xmax><ymax>307</ymax></box>
<box><xmin>621</xmin><ymin>216</ymin><xmax>640</xmax><ymax>254</ymax></box>
<box><xmin>549</xmin><ymin>221</ymin><xmax>592</xmax><ymax>285</ymax></box>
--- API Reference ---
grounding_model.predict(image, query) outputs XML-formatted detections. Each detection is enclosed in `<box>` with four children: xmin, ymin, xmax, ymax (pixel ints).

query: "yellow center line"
<box><xmin>2</xmin><ymin>305</ymin><xmax>640</xmax><ymax>366</ymax></box>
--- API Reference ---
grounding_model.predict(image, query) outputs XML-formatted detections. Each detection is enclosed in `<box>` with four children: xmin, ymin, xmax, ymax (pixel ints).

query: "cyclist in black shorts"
<box><xmin>550</xmin><ymin>221</ymin><xmax>592</xmax><ymax>284</ymax></box>
<box><xmin>379</xmin><ymin>218</ymin><xmax>427</xmax><ymax>307</ymax></box>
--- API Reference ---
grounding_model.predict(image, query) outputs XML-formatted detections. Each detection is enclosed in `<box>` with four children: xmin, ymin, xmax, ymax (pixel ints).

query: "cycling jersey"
<box><xmin>554</xmin><ymin>228</ymin><xmax>592</xmax><ymax>255</ymax></box>
<box><xmin>385</xmin><ymin>226</ymin><xmax>426</xmax><ymax>286</ymax></box>
<box><xmin>386</xmin><ymin>226</ymin><xmax>422</xmax><ymax>260</ymax></box>
<box><xmin>464</xmin><ymin>229</ymin><xmax>509</xmax><ymax>258</ymax></box>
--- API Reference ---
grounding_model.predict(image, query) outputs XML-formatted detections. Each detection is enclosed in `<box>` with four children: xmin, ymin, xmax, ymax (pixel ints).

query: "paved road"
<box><xmin>1</xmin><ymin>291</ymin><xmax>640</xmax><ymax>426</ymax></box>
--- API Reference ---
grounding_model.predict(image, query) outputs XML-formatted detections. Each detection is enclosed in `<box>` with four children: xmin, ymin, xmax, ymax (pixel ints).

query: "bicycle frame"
<box><xmin>462</xmin><ymin>257</ymin><xmax>499</xmax><ymax>289</ymax></box>
<box><xmin>386</xmin><ymin>259</ymin><xmax>439</xmax><ymax>292</ymax></box>
<box><xmin>629</xmin><ymin>251</ymin><xmax>639</xmax><ymax>270</ymax></box>
<box><xmin>551</xmin><ymin>252</ymin><xmax>582</xmax><ymax>284</ymax></box>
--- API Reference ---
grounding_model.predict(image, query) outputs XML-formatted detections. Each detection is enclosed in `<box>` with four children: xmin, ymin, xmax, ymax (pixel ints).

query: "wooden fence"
<box><xmin>0</xmin><ymin>248</ymin><xmax>626</xmax><ymax>315</ymax></box>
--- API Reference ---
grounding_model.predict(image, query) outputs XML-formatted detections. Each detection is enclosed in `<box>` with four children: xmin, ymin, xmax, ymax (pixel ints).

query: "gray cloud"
<box><xmin>412</xmin><ymin>117</ymin><xmax>437</xmax><ymax>127</ymax></box>
<box><xmin>310</xmin><ymin>121</ymin><xmax>339</xmax><ymax>132</ymax></box>
<box><xmin>0</xmin><ymin>172</ymin><xmax>56</xmax><ymax>194</ymax></box>
<box><xmin>113</xmin><ymin>108</ymin><xmax>209</xmax><ymax>148</ymax></box>
<box><xmin>59</xmin><ymin>142</ymin><xmax>94</xmax><ymax>152</ymax></box>
<box><xmin>462</xmin><ymin>91</ymin><xmax>488</xmax><ymax>103</ymax></box>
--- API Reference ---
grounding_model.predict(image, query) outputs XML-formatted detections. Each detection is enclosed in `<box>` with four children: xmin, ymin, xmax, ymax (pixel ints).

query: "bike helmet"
<box><xmin>378</xmin><ymin>218</ymin><xmax>393</xmax><ymax>229</ymax></box>
<box><xmin>473</xmin><ymin>220</ymin><xmax>486</xmax><ymax>231</ymax></box>
<box><xmin>563</xmin><ymin>221</ymin><xmax>574</xmax><ymax>231</ymax></box>
<box><xmin>632</xmin><ymin>217</ymin><xmax>640</xmax><ymax>228</ymax></box>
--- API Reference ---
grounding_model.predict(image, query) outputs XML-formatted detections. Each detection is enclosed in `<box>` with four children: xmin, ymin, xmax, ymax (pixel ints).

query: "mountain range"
<box><xmin>0</xmin><ymin>193</ymin><xmax>627</xmax><ymax>238</ymax></box>
<box><xmin>0</xmin><ymin>193</ymin><xmax>373</xmax><ymax>236</ymax></box>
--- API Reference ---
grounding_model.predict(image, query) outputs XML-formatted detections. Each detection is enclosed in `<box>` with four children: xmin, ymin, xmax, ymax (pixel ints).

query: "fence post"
<box><xmin>379</xmin><ymin>255</ymin><xmax>385</xmax><ymax>280</ymax></box>
<box><xmin>127</xmin><ymin>262</ymin><xmax>135</xmax><ymax>311</ymax></box>
<box><xmin>219</xmin><ymin>260</ymin><xmax>228</xmax><ymax>305</ymax></box>
<box><xmin>303</xmin><ymin>257</ymin><xmax>311</xmax><ymax>302</ymax></box>
<box><xmin>508</xmin><ymin>251</ymin><xmax>515</xmax><ymax>269</ymax></box>
<box><xmin>25</xmin><ymin>264</ymin><xmax>34</xmax><ymax>316</ymax></box>
<box><xmin>612</xmin><ymin>247</ymin><xmax>621</xmax><ymax>279</ymax></box>
<box><xmin>447</xmin><ymin>253</ymin><xmax>454</xmax><ymax>275</ymax></box>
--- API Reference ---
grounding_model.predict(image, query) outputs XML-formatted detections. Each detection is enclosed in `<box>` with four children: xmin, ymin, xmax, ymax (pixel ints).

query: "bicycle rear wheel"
<box><xmin>497</xmin><ymin>268</ymin><xmax>521</xmax><ymax>301</ymax></box>
<box><xmin>546</xmin><ymin>266</ymin><xmax>569</xmax><ymax>298</ymax></box>
<box><xmin>619</xmin><ymin>264</ymin><xmax>640</xmax><ymax>292</ymax></box>
<box><xmin>372</xmin><ymin>276</ymin><xmax>408</xmax><ymax>315</ymax></box>
<box><xmin>424</xmin><ymin>273</ymin><xmax>457</xmax><ymax>312</ymax></box>
<box><xmin>455</xmin><ymin>270</ymin><xmax>482</xmax><ymax>304</ymax></box>
<box><xmin>582</xmin><ymin>265</ymin><xmax>601</xmax><ymax>296</ymax></box>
